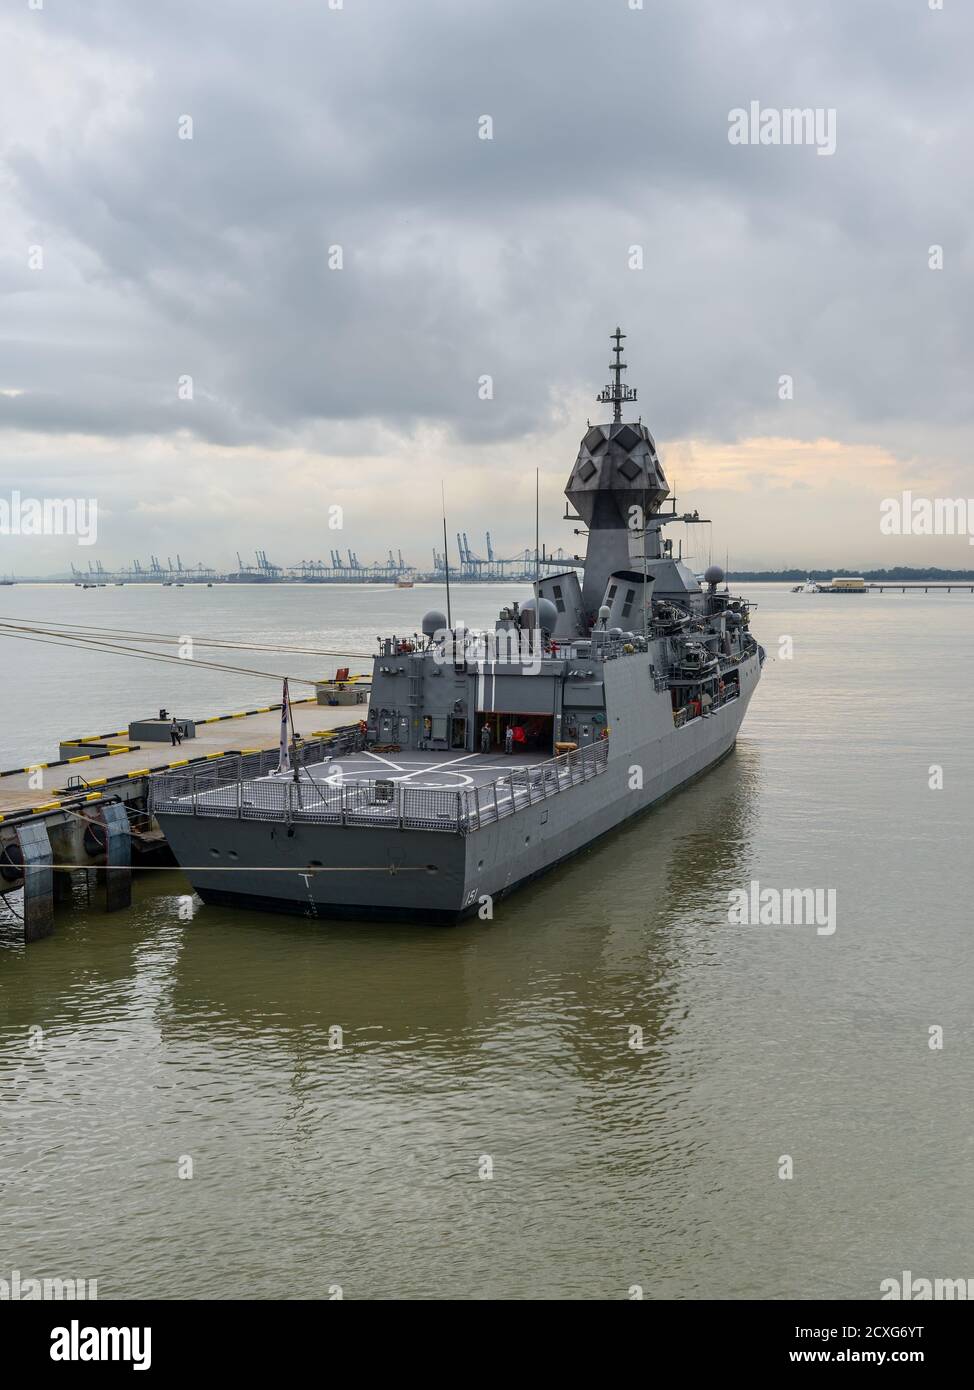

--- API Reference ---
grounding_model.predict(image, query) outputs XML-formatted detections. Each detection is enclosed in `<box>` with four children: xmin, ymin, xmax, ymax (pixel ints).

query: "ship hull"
<box><xmin>158</xmin><ymin>654</ymin><xmax>759</xmax><ymax>924</ymax></box>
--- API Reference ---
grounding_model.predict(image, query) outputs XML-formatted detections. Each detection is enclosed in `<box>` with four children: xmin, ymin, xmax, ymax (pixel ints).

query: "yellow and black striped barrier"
<box><xmin>2</xmin><ymin>700</ymin><xmax>322</xmax><ymax>778</ymax></box>
<box><xmin>0</xmin><ymin>748</ymin><xmax>134</xmax><ymax>780</ymax></box>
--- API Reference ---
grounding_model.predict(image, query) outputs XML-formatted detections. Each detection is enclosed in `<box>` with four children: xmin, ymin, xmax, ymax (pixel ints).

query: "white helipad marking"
<box><xmin>394</xmin><ymin>752</ymin><xmax>480</xmax><ymax>782</ymax></box>
<box><xmin>305</xmin><ymin>751</ymin><xmax>546</xmax><ymax>793</ymax></box>
<box><xmin>320</xmin><ymin>764</ymin><xmax>478</xmax><ymax>790</ymax></box>
<box><xmin>405</xmin><ymin>771</ymin><xmax>474</xmax><ymax>788</ymax></box>
<box><xmin>362</xmin><ymin>750</ymin><xmax>405</xmax><ymax>771</ymax></box>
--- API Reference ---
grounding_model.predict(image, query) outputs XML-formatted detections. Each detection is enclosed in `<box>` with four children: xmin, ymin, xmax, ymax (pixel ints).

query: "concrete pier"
<box><xmin>867</xmin><ymin>582</ymin><xmax>974</xmax><ymax>593</ymax></box>
<box><xmin>0</xmin><ymin>696</ymin><xmax>347</xmax><ymax>819</ymax></box>
<box><xmin>0</xmin><ymin>695</ymin><xmax>365</xmax><ymax>943</ymax></box>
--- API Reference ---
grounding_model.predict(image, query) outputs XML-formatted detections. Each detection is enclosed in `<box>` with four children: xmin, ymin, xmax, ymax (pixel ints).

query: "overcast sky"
<box><xmin>1</xmin><ymin>0</ymin><xmax>972</xmax><ymax>573</ymax></box>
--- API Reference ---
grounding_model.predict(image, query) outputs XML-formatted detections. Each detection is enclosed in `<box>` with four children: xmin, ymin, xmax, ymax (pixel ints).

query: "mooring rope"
<box><xmin>0</xmin><ymin>614</ymin><xmax>375</xmax><ymax>661</ymax></box>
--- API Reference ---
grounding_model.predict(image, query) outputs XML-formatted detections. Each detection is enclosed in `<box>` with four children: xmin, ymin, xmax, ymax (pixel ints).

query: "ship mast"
<box><xmin>597</xmin><ymin>326</ymin><xmax>638</xmax><ymax>424</ymax></box>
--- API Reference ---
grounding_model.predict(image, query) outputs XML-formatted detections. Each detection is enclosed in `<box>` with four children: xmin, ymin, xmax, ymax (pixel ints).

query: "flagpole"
<box><xmin>277</xmin><ymin>677</ymin><xmax>291</xmax><ymax>776</ymax></box>
<box><xmin>441</xmin><ymin>481</ymin><xmax>452</xmax><ymax>629</ymax></box>
<box><xmin>286</xmin><ymin>677</ymin><xmax>302</xmax><ymax>783</ymax></box>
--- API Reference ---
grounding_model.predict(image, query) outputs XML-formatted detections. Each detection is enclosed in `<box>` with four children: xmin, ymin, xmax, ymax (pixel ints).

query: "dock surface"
<box><xmin>0</xmin><ymin>700</ymin><xmax>355</xmax><ymax>819</ymax></box>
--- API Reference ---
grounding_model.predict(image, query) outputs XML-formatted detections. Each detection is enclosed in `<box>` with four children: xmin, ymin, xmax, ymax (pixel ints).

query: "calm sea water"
<box><xmin>2</xmin><ymin>582</ymin><xmax>973</xmax><ymax>1299</ymax></box>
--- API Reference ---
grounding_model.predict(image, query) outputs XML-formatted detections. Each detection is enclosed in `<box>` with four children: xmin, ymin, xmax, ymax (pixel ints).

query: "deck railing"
<box><xmin>150</xmin><ymin>736</ymin><xmax>610</xmax><ymax>834</ymax></box>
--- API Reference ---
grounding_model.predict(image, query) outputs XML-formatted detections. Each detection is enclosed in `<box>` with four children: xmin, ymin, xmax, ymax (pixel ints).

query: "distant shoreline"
<box><xmin>6</xmin><ymin>566</ymin><xmax>974</xmax><ymax>585</ymax></box>
<box><xmin>726</xmin><ymin>568</ymin><xmax>974</xmax><ymax>582</ymax></box>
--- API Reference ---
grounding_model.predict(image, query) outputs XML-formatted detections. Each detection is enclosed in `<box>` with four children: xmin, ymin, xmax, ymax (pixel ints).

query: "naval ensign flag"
<box><xmin>277</xmin><ymin>678</ymin><xmax>291</xmax><ymax>775</ymax></box>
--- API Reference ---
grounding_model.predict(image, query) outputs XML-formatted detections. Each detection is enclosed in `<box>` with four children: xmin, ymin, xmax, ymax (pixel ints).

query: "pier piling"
<box><xmin>95</xmin><ymin>803</ymin><xmax>133</xmax><ymax>913</ymax></box>
<box><xmin>16</xmin><ymin>822</ymin><xmax>55</xmax><ymax>943</ymax></box>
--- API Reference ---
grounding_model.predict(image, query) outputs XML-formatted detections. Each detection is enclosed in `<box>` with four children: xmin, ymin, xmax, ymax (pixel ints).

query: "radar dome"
<box><xmin>519</xmin><ymin>596</ymin><xmax>558</xmax><ymax>631</ymax></box>
<box><xmin>704</xmin><ymin>564</ymin><xmax>725</xmax><ymax>587</ymax></box>
<box><xmin>535</xmin><ymin>597</ymin><xmax>558</xmax><ymax>632</ymax></box>
<box><xmin>422</xmin><ymin>610</ymin><xmax>448</xmax><ymax>637</ymax></box>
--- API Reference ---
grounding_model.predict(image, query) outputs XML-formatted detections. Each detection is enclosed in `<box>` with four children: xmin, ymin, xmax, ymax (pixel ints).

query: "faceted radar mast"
<box><xmin>565</xmin><ymin>329</ymin><xmax>669</xmax><ymax>613</ymax></box>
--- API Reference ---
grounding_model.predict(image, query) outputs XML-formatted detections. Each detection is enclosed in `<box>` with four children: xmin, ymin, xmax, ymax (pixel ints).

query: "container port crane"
<box><xmin>60</xmin><ymin>527</ymin><xmax>566</xmax><ymax>585</ymax></box>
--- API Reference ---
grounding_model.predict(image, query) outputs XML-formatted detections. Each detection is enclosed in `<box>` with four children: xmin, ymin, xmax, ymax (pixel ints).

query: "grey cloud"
<box><xmin>1</xmin><ymin>0</ymin><xmax>972</xmax><ymax>476</ymax></box>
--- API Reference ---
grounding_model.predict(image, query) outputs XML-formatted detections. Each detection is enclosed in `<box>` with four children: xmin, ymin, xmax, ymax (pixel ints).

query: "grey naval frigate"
<box><xmin>153</xmin><ymin>331</ymin><xmax>764</xmax><ymax>923</ymax></box>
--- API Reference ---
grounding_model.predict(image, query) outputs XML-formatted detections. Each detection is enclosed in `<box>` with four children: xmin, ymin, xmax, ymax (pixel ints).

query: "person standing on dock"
<box><xmin>170</xmin><ymin>718</ymin><xmax>182</xmax><ymax>747</ymax></box>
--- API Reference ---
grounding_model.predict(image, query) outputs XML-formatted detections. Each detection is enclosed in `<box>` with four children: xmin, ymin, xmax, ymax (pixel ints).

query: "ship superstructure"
<box><xmin>153</xmin><ymin>333</ymin><xmax>764</xmax><ymax>922</ymax></box>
